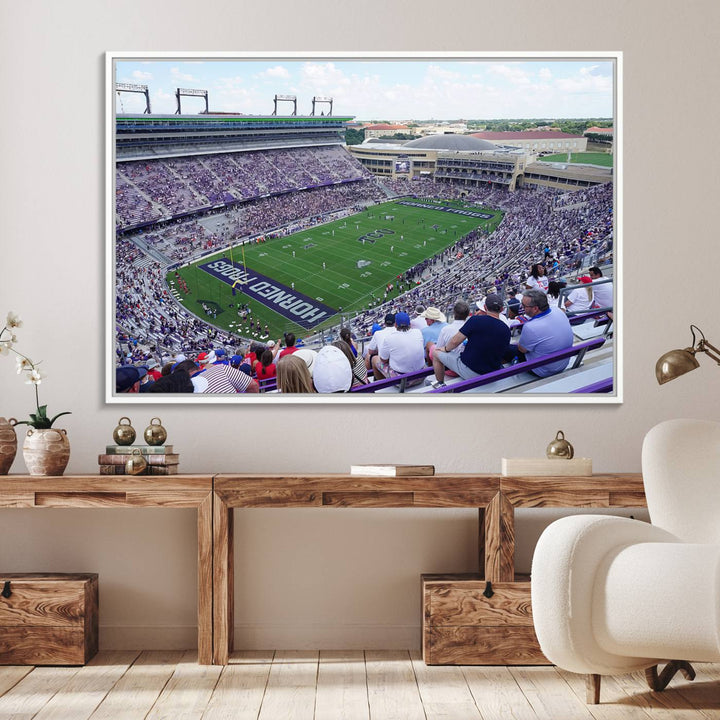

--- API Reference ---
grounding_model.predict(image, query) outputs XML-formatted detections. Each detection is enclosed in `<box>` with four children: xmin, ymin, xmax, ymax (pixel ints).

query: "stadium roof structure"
<box><xmin>364</xmin><ymin>137</ymin><xmax>406</xmax><ymax>145</ymax></box>
<box><xmin>471</xmin><ymin>130</ymin><xmax>584</xmax><ymax>140</ymax></box>
<box><xmin>403</xmin><ymin>134</ymin><xmax>497</xmax><ymax>151</ymax></box>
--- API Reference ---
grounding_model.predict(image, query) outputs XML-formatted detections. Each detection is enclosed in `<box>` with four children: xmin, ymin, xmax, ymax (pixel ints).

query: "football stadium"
<box><xmin>114</xmin><ymin>104</ymin><xmax>615</xmax><ymax>397</ymax></box>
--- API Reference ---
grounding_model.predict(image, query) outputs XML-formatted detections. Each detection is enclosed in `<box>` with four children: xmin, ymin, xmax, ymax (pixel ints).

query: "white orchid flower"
<box><xmin>0</xmin><ymin>341</ymin><xmax>10</xmax><ymax>356</ymax></box>
<box><xmin>5</xmin><ymin>312</ymin><xmax>22</xmax><ymax>329</ymax></box>
<box><xmin>25</xmin><ymin>368</ymin><xmax>46</xmax><ymax>385</ymax></box>
<box><xmin>16</xmin><ymin>356</ymin><xmax>33</xmax><ymax>373</ymax></box>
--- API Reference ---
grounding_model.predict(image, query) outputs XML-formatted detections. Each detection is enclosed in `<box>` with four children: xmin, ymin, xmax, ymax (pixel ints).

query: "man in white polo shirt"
<box><xmin>588</xmin><ymin>266</ymin><xmax>613</xmax><ymax>311</ymax></box>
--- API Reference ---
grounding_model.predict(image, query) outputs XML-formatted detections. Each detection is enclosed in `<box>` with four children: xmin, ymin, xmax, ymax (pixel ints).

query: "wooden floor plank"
<box><xmin>462</xmin><ymin>665</ymin><xmax>538</xmax><ymax>720</ymax></box>
<box><xmin>257</xmin><ymin>651</ymin><xmax>319</xmax><ymax>720</ymax></box>
<box><xmin>1</xmin><ymin>653</ymin><xmax>716</xmax><ymax>720</ymax></box>
<box><xmin>314</xmin><ymin>650</ymin><xmax>369</xmax><ymax>720</ymax></box>
<box><xmin>409</xmin><ymin>649</ymin><xmax>483</xmax><ymax>719</ymax></box>
<box><xmin>202</xmin><ymin>651</ymin><xmax>273</xmax><ymax>720</ymax></box>
<box><xmin>88</xmin><ymin>650</ymin><xmax>184</xmax><ymax>720</ymax></box>
<box><xmin>226</xmin><ymin>650</ymin><xmax>275</xmax><ymax>665</ymax></box>
<box><xmin>0</xmin><ymin>665</ymin><xmax>80</xmax><ymax>719</ymax></box>
<box><xmin>145</xmin><ymin>649</ymin><xmax>223</xmax><ymax>720</ymax></box>
<box><xmin>33</xmin><ymin>651</ymin><xmax>140</xmax><ymax>720</ymax></box>
<box><xmin>592</xmin><ymin>670</ymin><xmax>701</xmax><ymax>719</ymax></box>
<box><xmin>667</xmin><ymin>663</ymin><xmax>720</xmax><ymax>720</ymax></box>
<box><xmin>509</xmin><ymin>666</ymin><xmax>596</xmax><ymax>720</ymax></box>
<box><xmin>556</xmin><ymin>668</ymin><xmax>653</xmax><ymax>719</ymax></box>
<box><xmin>0</xmin><ymin>667</ymin><xmax>33</xmax><ymax>698</ymax></box>
<box><xmin>365</xmin><ymin>650</ymin><xmax>425</xmax><ymax>720</ymax></box>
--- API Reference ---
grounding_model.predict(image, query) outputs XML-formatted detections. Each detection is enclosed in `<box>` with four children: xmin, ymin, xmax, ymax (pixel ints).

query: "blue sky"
<box><xmin>114</xmin><ymin>57</ymin><xmax>615</xmax><ymax>120</ymax></box>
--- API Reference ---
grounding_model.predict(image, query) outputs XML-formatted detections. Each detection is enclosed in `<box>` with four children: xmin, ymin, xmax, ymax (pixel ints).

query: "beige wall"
<box><xmin>1</xmin><ymin>0</ymin><xmax>718</xmax><ymax>649</ymax></box>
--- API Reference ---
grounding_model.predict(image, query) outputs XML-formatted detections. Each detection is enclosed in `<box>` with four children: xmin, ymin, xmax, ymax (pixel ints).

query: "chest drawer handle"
<box><xmin>483</xmin><ymin>581</ymin><xmax>494</xmax><ymax>599</ymax></box>
<box><xmin>1</xmin><ymin>581</ymin><xmax>11</xmax><ymax>599</ymax></box>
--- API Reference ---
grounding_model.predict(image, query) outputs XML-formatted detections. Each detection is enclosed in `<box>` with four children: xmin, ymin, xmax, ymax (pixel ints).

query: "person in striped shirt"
<box><xmin>201</xmin><ymin>359</ymin><xmax>259</xmax><ymax>394</ymax></box>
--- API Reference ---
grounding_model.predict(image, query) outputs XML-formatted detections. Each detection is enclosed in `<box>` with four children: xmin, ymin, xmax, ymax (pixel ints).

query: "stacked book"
<box><xmin>98</xmin><ymin>445</ymin><xmax>180</xmax><ymax>475</ymax></box>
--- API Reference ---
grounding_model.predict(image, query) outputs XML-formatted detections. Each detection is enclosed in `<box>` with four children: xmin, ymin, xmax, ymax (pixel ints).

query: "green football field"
<box><xmin>167</xmin><ymin>199</ymin><xmax>503</xmax><ymax>341</ymax></box>
<box><xmin>539</xmin><ymin>152</ymin><xmax>613</xmax><ymax>167</ymax></box>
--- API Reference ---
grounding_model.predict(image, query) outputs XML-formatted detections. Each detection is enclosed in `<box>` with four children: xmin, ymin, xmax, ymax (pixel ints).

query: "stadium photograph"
<box><xmin>109</xmin><ymin>53</ymin><xmax>619</xmax><ymax>402</ymax></box>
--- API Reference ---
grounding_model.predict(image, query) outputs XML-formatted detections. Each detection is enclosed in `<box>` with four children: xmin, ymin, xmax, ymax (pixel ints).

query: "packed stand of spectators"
<box><xmin>120</xmin><ymin>180</ymin><xmax>384</xmax><ymax>265</ymax></box>
<box><xmin>116</xmin><ymin>146</ymin><xmax>374</xmax><ymax>231</ymax></box>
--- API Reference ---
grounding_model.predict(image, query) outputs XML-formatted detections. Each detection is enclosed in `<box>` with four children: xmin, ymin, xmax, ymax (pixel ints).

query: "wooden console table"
<box><xmin>0</xmin><ymin>475</ymin><xmax>214</xmax><ymax>665</ymax></box>
<box><xmin>212</xmin><ymin>473</ymin><xmax>645</xmax><ymax>665</ymax></box>
<box><xmin>1</xmin><ymin>473</ymin><xmax>647</xmax><ymax>666</ymax></box>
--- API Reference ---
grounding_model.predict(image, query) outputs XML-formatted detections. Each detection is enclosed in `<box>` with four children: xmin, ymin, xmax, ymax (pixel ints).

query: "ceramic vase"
<box><xmin>22</xmin><ymin>428</ymin><xmax>71</xmax><ymax>476</ymax></box>
<box><xmin>0</xmin><ymin>417</ymin><xmax>18</xmax><ymax>475</ymax></box>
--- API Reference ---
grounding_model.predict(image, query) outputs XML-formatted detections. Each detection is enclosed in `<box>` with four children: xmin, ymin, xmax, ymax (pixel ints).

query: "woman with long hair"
<box><xmin>524</xmin><ymin>263</ymin><xmax>549</xmax><ymax>293</ymax></box>
<box><xmin>275</xmin><ymin>354</ymin><xmax>315</xmax><ymax>393</ymax></box>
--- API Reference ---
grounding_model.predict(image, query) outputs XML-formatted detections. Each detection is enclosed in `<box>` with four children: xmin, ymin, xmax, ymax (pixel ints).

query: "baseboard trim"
<box><xmin>99</xmin><ymin>624</ymin><xmax>421</xmax><ymax>650</ymax></box>
<box><xmin>233</xmin><ymin>623</ymin><xmax>421</xmax><ymax>650</ymax></box>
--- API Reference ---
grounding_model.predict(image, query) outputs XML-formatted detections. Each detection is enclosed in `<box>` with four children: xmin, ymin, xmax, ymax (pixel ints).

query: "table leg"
<box><xmin>213</xmin><ymin>492</ymin><xmax>234</xmax><ymax>665</ymax></box>
<box><xmin>197</xmin><ymin>493</ymin><xmax>213</xmax><ymax>665</ymax></box>
<box><xmin>483</xmin><ymin>492</ymin><xmax>515</xmax><ymax>582</ymax></box>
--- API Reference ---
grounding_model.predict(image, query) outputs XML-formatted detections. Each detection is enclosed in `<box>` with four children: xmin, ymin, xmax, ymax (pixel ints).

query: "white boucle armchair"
<box><xmin>531</xmin><ymin>418</ymin><xmax>720</xmax><ymax>703</ymax></box>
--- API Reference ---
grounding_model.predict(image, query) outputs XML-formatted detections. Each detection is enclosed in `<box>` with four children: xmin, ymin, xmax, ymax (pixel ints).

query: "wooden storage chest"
<box><xmin>0</xmin><ymin>573</ymin><xmax>98</xmax><ymax>665</ymax></box>
<box><xmin>422</xmin><ymin>573</ymin><xmax>548</xmax><ymax>665</ymax></box>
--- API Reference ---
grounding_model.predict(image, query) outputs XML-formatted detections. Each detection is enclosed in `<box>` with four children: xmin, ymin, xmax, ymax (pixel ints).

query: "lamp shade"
<box><xmin>655</xmin><ymin>348</ymin><xmax>700</xmax><ymax>385</ymax></box>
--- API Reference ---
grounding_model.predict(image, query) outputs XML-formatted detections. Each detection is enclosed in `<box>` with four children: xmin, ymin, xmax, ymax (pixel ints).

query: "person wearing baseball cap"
<box><xmin>364</xmin><ymin>312</ymin><xmax>396</xmax><ymax>379</ymax></box>
<box><xmin>116</xmin><ymin>365</ymin><xmax>148</xmax><ymax>393</ymax></box>
<box><xmin>432</xmin><ymin>293</ymin><xmax>511</xmax><ymax>387</ymax></box>
<box><xmin>371</xmin><ymin>311</ymin><xmax>426</xmax><ymax>380</ymax></box>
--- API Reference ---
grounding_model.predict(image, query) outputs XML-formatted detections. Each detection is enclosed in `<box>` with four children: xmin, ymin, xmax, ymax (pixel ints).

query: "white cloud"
<box><xmin>538</xmin><ymin>67</ymin><xmax>552</xmax><ymax>81</ymax></box>
<box><xmin>170</xmin><ymin>67</ymin><xmax>198</xmax><ymax>83</ymax></box>
<box><xmin>132</xmin><ymin>70</ymin><xmax>152</xmax><ymax>81</ymax></box>
<box><xmin>489</xmin><ymin>64</ymin><xmax>532</xmax><ymax>85</ymax></box>
<box><xmin>260</xmin><ymin>65</ymin><xmax>290</xmax><ymax>80</ymax></box>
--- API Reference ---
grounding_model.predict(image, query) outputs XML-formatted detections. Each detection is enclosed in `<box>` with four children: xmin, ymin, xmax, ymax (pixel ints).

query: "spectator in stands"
<box><xmin>254</xmin><ymin>349</ymin><xmax>277</xmax><ymax>382</ymax></box>
<box><xmin>434</xmin><ymin>300</ymin><xmax>470</xmax><ymax>355</ymax></box>
<box><xmin>364</xmin><ymin>313</ymin><xmax>396</xmax><ymax>377</ymax></box>
<box><xmin>213</xmin><ymin>349</ymin><xmax>229</xmax><ymax>365</ymax></box>
<box><xmin>277</xmin><ymin>332</ymin><xmax>299</xmax><ymax>359</ymax></box>
<box><xmin>339</xmin><ymin>327</ymin><xmax>360</xmax><ymax>358</ymax></box>
<box><xmin>419</xmin><ymin>307</ymin><xmax>448</xmax><ymax>359</ymax></box>
<box><xmin>116</xmin><ymin>365</ymin><xmax>148</xmax><ymax>393</ymax></box>
<box><xmin>174</xmin><ymin>359</ymin><xmax>209</xmax><ymax>393</ymax></box>
<box><xmin>332</xmin><ymin>339</ymin><xmax>367</xmax><ymax>387</ymax></box>
<box><xmin>588</xmin><ymin>266</ymin><xmax>613</xmax><ymax>310</ymax></box>
<box><xmin>410</xmin><ymin>304</ymin><xmax>427</xmax><ymax>330</ymax></box>
<box><xmin>197</xmin><ymin>350</ymin><xmax>217</xmax><ymax>368</ymax></box>
<box><xmin>432</xmin><ymin>294</ymin><xmax>510</xmax><ymax>386</ymax></box>
<box><xmin>276</xmin><ymin>354</ymin><xmax>315</xmax><ymax>394</ymax></box>
<box><xmin>202</xmin><ymin>361</ymin><xmax>259</xmax><ymax>393</ymax></box>
<box><xmin>313</xmin><ymin>343</ymin><xmax>353</xmax><ymax>393</ymax></box>
<box><xmin>546</xmin><ymin>280</ymin><xmax>564</xmax><ymax>306</ymax></box>
<box><xmin>145</xmin><ymin>359</ymin><xmax>162</xmax><ymax>382</ymax></box>
<box><xmin>511</xmin><ymin>289</ymin><xmax>574</xmax><ymax>377</ymax></box>
<box><xmin>430</xmin><ymin>300</ymin><xmax>471</xmax><ymax>377</ymax></box>
<box><xmin>564</xmin><ymin>277</ymin><xmax>594</xmax><ymax>313</ymax></box>
<box><xmin>148</xmin><ymin>365</ymin><xmax>194</xmax><ymax>393</ymax></box>
<box><xmin>525</xmin><ymin>263</ymin><xmax>549</xmax><ymax>293</ymax></box>
<box><xmin>474</xmin><ymin>296</ymin><xmax>510</xmax><ymax>328</ymax></box>
<box><xmin>372</xmin><ymin>312</ymin><xmax>426</xmax><ymax>379</ymax></box>
<box><xmin>293</xmin><ymin>348</ymin><xmax>318</xmax><ymax>377</ymax></box>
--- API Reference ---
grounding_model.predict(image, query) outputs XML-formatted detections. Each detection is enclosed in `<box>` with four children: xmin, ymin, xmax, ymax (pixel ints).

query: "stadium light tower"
<box><xmin>175</xmin><ymin>88</ymin><xmax>209</xmax><ymax>114</ymax></box>
<box><xmin>311</xmin><ymin>96</ymin><xmax>333</xmax><ymax>116</ymax></box>
<box><xmin>115</xmin><ymin>82</ymin><xmax>151</xmax><ymax>114</ymax></box>
<box><xmin>272</xmin><ymin>94</ymin><xmax>297</xmax><ymax>116</ymax></box>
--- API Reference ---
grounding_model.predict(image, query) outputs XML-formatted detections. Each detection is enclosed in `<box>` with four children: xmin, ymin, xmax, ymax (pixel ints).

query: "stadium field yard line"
<box><xmin>172</xmin><ymin>199</ymin><xmax>503</xmax><ymax>338</ymax></box>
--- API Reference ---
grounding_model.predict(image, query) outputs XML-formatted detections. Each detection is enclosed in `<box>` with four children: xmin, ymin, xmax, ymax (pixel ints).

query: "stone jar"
<box><xmin>22</xmin><ymin>428</ymin><xmax>71</xmax><ymax>476</ymax></box>
<box><xmin>0</xmin><ymin>417</ymin><xmax>18</xmax><ymax>475</ymax></box>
